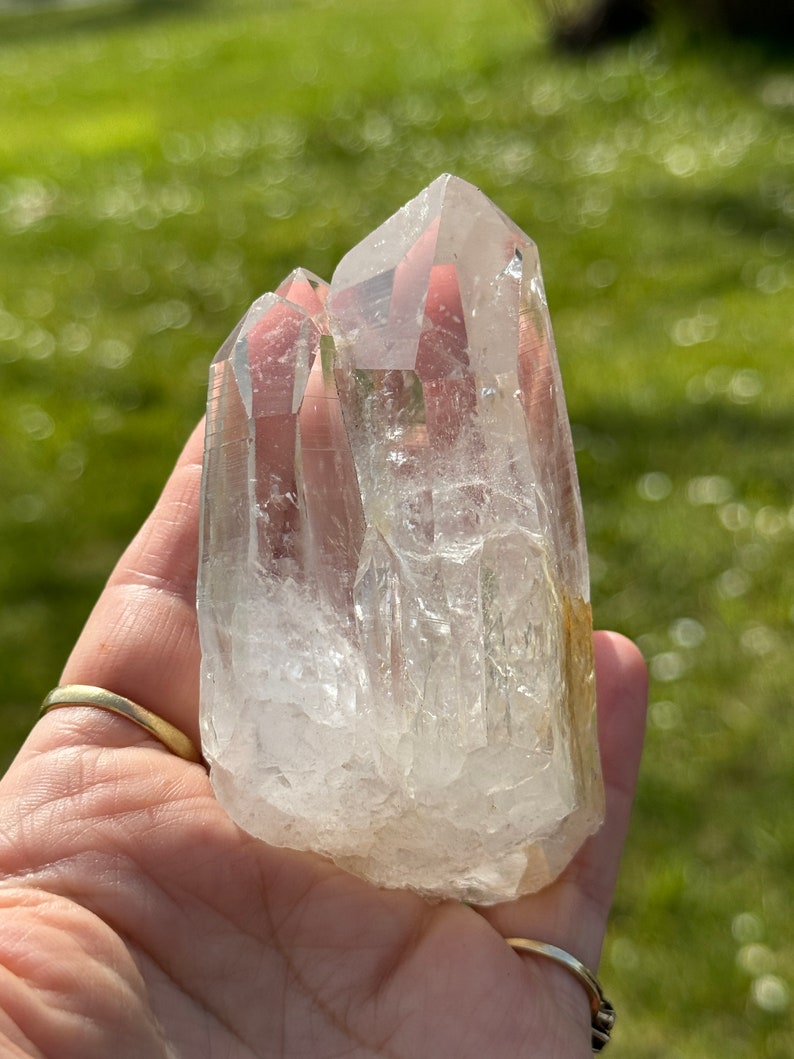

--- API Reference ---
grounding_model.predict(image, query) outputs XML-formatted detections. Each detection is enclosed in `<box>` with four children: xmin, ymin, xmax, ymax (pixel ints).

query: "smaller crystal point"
<box><xmin>275</xmin><ymin>267</ymin><xmax>329</xmax><ymax>319</ymax></box>
<box><xmin>199</xmin><ymin>176</ymin><xmax>603</xmax><ymax>904</ymax></box>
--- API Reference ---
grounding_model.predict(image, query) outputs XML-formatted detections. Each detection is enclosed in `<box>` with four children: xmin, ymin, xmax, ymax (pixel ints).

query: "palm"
<box><xmin>0</xmin><ymin>426</ymin><xmax>646</xmax><ymax>1059</ymax></box>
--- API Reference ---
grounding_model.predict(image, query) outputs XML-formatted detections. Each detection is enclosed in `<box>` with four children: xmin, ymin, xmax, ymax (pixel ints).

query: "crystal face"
<box><xmin>198</xmin><ymin>175</ymin><xmax>603</xmax><ymax>904</ymax></box>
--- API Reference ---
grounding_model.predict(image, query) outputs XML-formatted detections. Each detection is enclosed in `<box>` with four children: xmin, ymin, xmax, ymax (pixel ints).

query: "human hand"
<box><xmin>0</xmin><ymin>421</ymin><xmax>647</xmax><ymax>1059</ymax></box>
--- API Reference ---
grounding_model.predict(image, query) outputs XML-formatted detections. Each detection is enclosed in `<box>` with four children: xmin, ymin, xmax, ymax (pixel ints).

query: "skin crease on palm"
<box><xmin>0</xmin><ymin>408</ymin><xmax>647</xmax><ymax>1059</ymax></box>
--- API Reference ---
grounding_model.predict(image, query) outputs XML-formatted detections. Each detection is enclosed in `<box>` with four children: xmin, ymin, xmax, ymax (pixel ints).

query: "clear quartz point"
<box><xmin>198</xmin><ymin>175</ymin><xmax>604</xmax><ymax>904</ymax></box>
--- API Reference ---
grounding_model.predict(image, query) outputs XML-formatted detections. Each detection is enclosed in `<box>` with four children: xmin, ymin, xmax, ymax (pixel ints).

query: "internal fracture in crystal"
<box><xmin>198</xmin><ymin>175</ymin><xmax>603</xmax><ymax>904</ymax></box>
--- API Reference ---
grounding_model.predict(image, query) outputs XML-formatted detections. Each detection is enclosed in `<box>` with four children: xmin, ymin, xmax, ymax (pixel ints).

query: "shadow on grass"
<box><xmin>0</xmin><ymin>0</ymin><xmax>208</xmax><ymax>46</ymax></box>
<box><xmin>576</xmin><ymin>398</ymin><xmax>794</xmax><ymax>495</ymax></box>
<box><xmin>683</xmin><ymin>191</ymin><xmax>794</xmax><ymax>242</ymax></box>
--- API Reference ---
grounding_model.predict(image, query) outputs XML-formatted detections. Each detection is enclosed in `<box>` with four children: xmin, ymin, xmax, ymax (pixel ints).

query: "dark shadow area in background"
<box><xmin>0</xmin><ymin>0</ymin><xmax>205</xmax><ymax>46</ymax></box>
<box><xmin>578</xmin><ymin>401</ymin><xmax>794</xmax><ymax>475</ymax></box>
<box><xmin>681</xmin><ymin>192</ymin><xmax>794</xmax><ymax>245</ymax></box>
<box><xmin>551</xmin><ymin>0</ymin><xmax>794</xmax><ymax>53</ymax></box>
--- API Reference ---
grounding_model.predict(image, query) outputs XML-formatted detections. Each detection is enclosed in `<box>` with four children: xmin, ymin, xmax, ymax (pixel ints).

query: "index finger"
<box><xmin>59</xmin><ymin>419</ymin><xmax>206</xmax><ymax>744</ymax></box>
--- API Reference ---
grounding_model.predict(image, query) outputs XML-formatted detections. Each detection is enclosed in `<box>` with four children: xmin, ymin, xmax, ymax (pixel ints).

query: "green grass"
<box><xmin>1</xmin><ymin>1</ymin><xmax>793</xmax><ymax>1054</ymax></box>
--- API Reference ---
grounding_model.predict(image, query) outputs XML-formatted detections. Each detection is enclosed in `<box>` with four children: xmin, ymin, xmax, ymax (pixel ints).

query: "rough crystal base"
<box><xmin>198</xmin><ymin>175</ymin><xmax>603</xmax><ymax>904</ymax></box>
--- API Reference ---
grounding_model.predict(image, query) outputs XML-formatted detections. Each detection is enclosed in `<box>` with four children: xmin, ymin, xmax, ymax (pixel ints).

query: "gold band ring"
<box><xmin>506</xmin><ymin>938</ymin><xmax>616</xmax><ymax>1053</ymax></box>
<box><xmin>41</xmin><ymin>685</ymin><xmax>202</xmax><ymax>764</ymax></box>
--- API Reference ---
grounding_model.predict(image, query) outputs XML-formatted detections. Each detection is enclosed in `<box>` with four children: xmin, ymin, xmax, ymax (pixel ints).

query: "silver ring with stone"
<box><xmin>506</xmin><ymin>938</ymin><xmax>616</xmax><ymax>1052</ymax></box>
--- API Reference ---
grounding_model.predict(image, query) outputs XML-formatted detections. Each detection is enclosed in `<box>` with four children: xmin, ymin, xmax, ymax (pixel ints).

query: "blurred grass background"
<box><xmin>1</xmin><ymin>0</ymin><xmax>792</xmax><ymax>1054</ymax></box>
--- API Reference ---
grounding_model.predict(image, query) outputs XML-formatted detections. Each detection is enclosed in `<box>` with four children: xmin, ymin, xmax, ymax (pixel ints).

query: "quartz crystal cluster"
<box><xmin>198</xmin><ymin>175</ymin><xmax>603</xmax><ymax>904</ymax></box>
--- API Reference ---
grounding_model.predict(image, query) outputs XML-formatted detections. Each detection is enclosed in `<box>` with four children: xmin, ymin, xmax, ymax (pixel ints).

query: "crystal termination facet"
<box><xmin>198</xmin><ymin>175</ymin><xmax>604</xmax><ymax>904</ymax></box>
